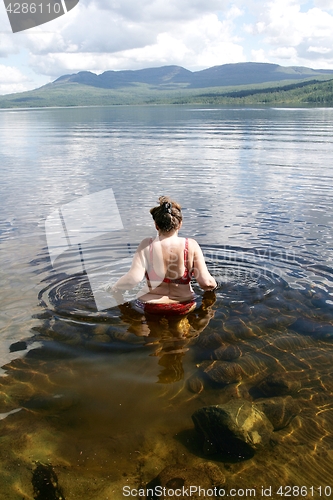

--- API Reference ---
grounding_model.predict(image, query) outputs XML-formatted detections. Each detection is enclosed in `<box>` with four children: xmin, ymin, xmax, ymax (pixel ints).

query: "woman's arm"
<box><xmin>112</xmin><ymin>238</ymin><xmax>149</xmax><ymax>291</ymax></box>
<box><xmin>191</xmin><ymin>239</ymin><xmax>217</xmax><ymax>291</ymax></box>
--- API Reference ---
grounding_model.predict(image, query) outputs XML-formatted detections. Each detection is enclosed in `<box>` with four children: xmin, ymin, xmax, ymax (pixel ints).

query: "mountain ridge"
<box><xmin>1</xmin><ymin>62</ymin><xmax>333</xmax><ymax>108</ymax></box>
<box><xmin>53</xmin><ymin>62</ymin><xmax>333</xmax><ymax>89</ymax></box>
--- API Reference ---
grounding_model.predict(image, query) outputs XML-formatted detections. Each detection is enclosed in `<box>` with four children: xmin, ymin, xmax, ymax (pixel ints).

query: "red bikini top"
<box><xmin>145</xmin><ymin>237</ymin><xmax>193</xmax><ymax>286</ymax></box>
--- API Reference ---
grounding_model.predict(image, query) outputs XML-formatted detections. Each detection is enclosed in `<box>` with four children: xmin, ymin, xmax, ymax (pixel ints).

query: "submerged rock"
<box><xmin>194</xmin><ymin>330</ymin><xmax>226</xmax><ymax>350</ymax></box>
<box><xmin>32</xmin><ymin>462</ymin><xmax>65</xmax><ymax>500</ymax></box>
<box><xmin>192</xmin><ymin>399</ymin><xmax>273</xmax><ymax>458</ymax></box>
<box><xmin>202</xmin><ymin>360</ymin><xmax>244</xmax><ymax>385</ymax></box>
<box><xmin>256</xmin><ymin>396</ymin><xmax>300</xmax><ymax>430</ymax></box>
<box><xmin>212</xmin><ymin>344</ymin><xmax>241</xmax><ymax>361</ymax></box>
<box><xmin>223</xmin><ymin>383</ymin><xmax>251</xmax><ymax>401</ymax></box>
<box><xmin>147</xmin><ymin>463</ymin><xmax>225</xmax><ymax>499</ymax></box>
<box><xmin>223</xmin><ymin>317</ymin><xmax>254</xmax><ymax>338</ymax></box>
<box><xmin>290</xmin><ymin>317</ymin><xmax>333</xmax><ymax>340</ymax></box>
<box><xmin>186</xmin><ymin>374</ymin><xmax>205</xmax><ymax>394</ymax></box>
<box><xmin>9</xmin><ymin>341</ymin><xmax>27</xmax><ymax>353</ymax></box>
<box><xmin>22</xmin><ymin>392</ymin><xmax>77</xmax><ymax>413</ymax></box>
<box><xmin>271</xmin><ymin>333</ymin><xmax>315</xmax><ymax>351</ymax></box>
<box><xmin>202</xmin><ymin>353</ymin><xmax>273</xmax><ymax>386</ymax></box>
<box><xmin>256</xmin><ymin>373</ymin><xmax>301</xmax><ymax>397</ymax></box>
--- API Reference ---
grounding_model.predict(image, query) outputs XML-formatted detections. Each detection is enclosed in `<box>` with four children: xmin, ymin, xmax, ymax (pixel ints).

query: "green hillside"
<box><xmin>188</xmin><ymin>78</ymin><xmax>333</xmax><ymax>106</ymax></box>
<box><xmin>0</xmin><ymin>76</ymin><xmax>333</xmax><ymax>108</ymax></box>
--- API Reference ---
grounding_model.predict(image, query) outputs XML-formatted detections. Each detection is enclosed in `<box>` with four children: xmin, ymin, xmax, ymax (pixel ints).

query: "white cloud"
<box><xmin>0</xmin><ymin>64</ymin><xmax>27</xmax><ymax>82</ymax></box>
<box><xmin>251</xmin><ymin>49</ymin><xmax>271</xmax><ymax>63</ymax></box>
<box><xmin>1</xmin><ymin>0</ymin><xmax>333</xmax><ymax>93</ymax></box>
<box><xmin>92</xmin><ymin>0</ymin><xmax>228</xmax><ymax>22</ymax></box>
<box><xmin>308</xmin><ymin>45</ymin><xmax>332</xmax><ymax>53</ymax></box>
<box><xmin>270</xmin><ymin>46</ymin><xmax>298</xmax><ymax>60</ymax></box>
<box><xmin>27</xmin><ymin>10</ymin><xmax>246</xmax><ymax>76</ymax></box>
<box><xmin>226</xmin><ymin>5</ymin><xmax>244</xmax><ymax>20</ymax></box>
<box><xmin>314</xmin><ymin>0</ymin><xmax>333</xmax><ymax>9</ymax></box>
<box><xmin>0</xmin><ymin>64</ymin><xmax>30</xmax><ymax>93</ymax></box>
<box><xmin>57</xmin><ymin>2</ymin><xmax>155</xmax><ymax>53</ymax></box>
<box><xmin>245</xmin><ymin>0</ymin><xmax>333</xmax><ymax>67</ymax></box>
<box><xmin>0</xmin><ymin>33</ymin><xmax>19</xmax><ymax>57</ymax></box>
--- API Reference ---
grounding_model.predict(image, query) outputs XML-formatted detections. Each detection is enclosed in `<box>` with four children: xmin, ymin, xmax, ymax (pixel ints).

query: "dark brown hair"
<box><xmin>150</xmin><ymin>196</ymin><xmax>182</xmax><ymax>233</ymax></box>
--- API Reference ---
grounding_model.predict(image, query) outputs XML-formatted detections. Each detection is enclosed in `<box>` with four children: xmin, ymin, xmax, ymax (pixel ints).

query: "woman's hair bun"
<box><xmin>150</xmin><ymin>196</ymin><xmax>182</xmax><ymax>232</ymax></box>
<box><xmin>159</xmin><ymin>196</ymin><xmax>171</xmax><ymax>205</ymax></box>
<box><xmin>163</xmin><ymin>202</ymin><xmax>172</xmax><ymax>214</ymax></box>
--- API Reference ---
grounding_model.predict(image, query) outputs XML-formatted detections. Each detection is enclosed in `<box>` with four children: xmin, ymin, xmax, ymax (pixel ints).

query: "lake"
<box><xmin>1</xmin><ymin>105</ymin><xmax>333</xmax><ymax>499</ymax></box>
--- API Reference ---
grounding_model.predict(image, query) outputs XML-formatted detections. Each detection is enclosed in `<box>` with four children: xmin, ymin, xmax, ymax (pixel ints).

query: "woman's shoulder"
<box><xmin>140</xmin><ymin>237</ymin><xmax>152</xmax><ymax>244</ymax></box>
<box><xmin>137</xmin><ymin>237</ymin><xmax>152</xmax><ymax>251</ymax></box>
<box><xmin>184</xmin><ymin>237</ymin><xmax>202</xmax><ymax>257</ymax></box>
<box><xmin>185</xmin><ymin>237</ymin><xmax>200</xmax><ymax>249</ymax></box>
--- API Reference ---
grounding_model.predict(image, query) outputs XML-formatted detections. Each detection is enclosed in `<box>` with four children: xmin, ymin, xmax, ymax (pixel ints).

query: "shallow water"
<box><xmin>1</xmin><ymin>105</ymin><xmax>333</xmax><ymax>499</ymax></box>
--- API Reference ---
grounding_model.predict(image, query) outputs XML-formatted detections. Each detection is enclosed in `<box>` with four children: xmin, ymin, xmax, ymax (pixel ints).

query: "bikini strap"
<box><xmin>184</xmin><ymin>238</ymin><xmax>189</xmax><ymax>270</ymax></box>
<box><xmin>148</xmin><ymin>237</ymin><xmax>153</xmax><ymax>264</ymax></box>
<box><xmin>145</xmin><ymin>238</ymin><xmax>154</xmax><ymax>291</ymax></box>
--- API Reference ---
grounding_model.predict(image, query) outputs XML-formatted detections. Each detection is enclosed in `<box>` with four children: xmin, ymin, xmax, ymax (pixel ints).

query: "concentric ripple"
<box><xmin>37</xmin><ymin>243</ymin><xmax>333</xmax><ymax>335</ymax></box>
<box><xmin>203</xmin><ymin>244</ymin><xmax>333</xmax><ymax>306</ymax></box>
<box><xmin>39</xmin><ymin>273</ymin><xmax>99</xmax><ymax>318</ymax></box>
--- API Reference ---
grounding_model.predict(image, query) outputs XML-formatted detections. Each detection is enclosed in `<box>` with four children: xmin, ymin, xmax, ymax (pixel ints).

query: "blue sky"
<box><xmin>0</xmin><ymin>0</ymin><xmax>333</xmax><ymax>94</ymax></box>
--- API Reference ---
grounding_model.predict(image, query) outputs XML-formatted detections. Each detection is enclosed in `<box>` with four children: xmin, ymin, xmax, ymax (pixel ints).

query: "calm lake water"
<box><xmin>1</xmin><ymin>105</ymin><xmax>333</xmax><ymax>499</ymax></box>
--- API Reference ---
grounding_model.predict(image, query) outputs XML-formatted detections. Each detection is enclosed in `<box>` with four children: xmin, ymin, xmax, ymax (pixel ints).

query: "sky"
<box><xmin>1</xmin><ymin>0</ymin><xmax>333</xmax><ymax>94</ymax></box>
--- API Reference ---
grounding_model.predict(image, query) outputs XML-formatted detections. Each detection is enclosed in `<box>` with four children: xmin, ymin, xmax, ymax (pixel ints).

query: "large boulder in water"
<box><xmin>192</xmin><ymin>399</ymin><xmax>273</xmax><ymax>458</ymax></box>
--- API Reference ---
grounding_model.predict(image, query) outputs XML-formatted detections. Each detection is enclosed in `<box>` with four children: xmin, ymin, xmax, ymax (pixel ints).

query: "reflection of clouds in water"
<box><xmin>2</xmin><ymin>106</ymin><xmax>332</xmax><ymax>258</ymax></box>
<box><xmin>0</xmin><ymin>407</ymin><xmax>22</xmax><ymax>420</ymax></box>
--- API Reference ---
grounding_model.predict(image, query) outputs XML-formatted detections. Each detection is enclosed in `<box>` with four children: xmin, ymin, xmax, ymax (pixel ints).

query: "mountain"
<box><xmin>55</xmin><ymin>65</ymin><xmax>193</xmax><ymax>88</ymax></box>
<box><xmin>1</xmin><ymin>62</ymin><xmax>333</xmax><ymax>108</ymax></box>
<box><xmin>54</xmin><ymin>62</ymin><xmax>333</xmax><ymax>89</ymax></box>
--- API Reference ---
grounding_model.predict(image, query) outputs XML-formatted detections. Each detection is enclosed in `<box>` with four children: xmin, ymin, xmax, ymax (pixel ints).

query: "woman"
<box><xmin>111</xmin><ymin>196</ymin><xmax>217</xmax><ymax>315</ymax></box>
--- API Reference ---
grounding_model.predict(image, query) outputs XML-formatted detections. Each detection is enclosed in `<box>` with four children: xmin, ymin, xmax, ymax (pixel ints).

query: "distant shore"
<box><xmin>1</xmin><ymin>62</ymin><xmax>333</xmax><ymax>109</ymax></box>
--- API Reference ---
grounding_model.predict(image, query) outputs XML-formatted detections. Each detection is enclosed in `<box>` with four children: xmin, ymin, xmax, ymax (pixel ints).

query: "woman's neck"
<box><xmin>157</xmin><ymin>229</ymin><xmax>178</xmax><ymax>241</ymax></box>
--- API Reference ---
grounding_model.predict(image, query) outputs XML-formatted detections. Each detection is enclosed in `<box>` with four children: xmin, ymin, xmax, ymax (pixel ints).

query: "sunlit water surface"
<box><xmin>1</xmin><ymin>105</ymin><xmax>333</xmax><ymax>499</ymax></box>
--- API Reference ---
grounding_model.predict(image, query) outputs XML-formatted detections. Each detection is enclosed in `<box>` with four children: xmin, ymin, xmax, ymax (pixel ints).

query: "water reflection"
<box><xmin>118</xmin><ymin>291</ymin><xmax>216</xmax><ymax>384</ymax></box>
